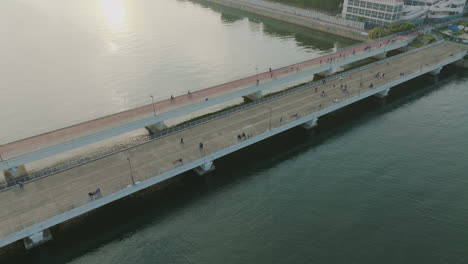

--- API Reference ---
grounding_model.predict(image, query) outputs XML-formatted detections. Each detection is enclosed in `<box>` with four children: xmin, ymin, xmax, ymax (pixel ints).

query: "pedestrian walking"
<box><xmin>199</xmin><ymin>142</ymin><xmax>204</xmax><ymax>150</ymax></box>
<box><xmin>180</xmin><ymin>138</ymin><xmax>184</xmax><ymax>144</ymax></box>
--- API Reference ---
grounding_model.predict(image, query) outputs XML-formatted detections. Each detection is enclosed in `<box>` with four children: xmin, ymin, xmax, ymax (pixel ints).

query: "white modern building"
<box><xmin>401</xmin><ymin>0</ymin><xmax>466</xmax><ymax>23</ymax></box>
<box><xmin>343</xmin><ymin>0</ymin><xmax>406</xmax><ymax>27</ymax></box>
<box><xmin>343</xmin><ymin>0</ymin><xmax>467</xmax><ymax>27</ymax></box>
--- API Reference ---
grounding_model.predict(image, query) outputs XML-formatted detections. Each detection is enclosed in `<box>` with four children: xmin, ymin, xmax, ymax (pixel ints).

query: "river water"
<box><xmin>2</xmin><ymin>0</ymin><xmax>468</xmax><ymax>263</ymax></box>
<box><xmin>0</xmin><ymin>0</ymin><xmax>354</xmax><ymax>144</ymax></box>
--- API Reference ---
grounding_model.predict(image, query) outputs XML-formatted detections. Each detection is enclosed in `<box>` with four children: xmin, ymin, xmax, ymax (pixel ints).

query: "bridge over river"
<box><xmin>0</xmin><ymin>33</ymin><xmax>414</xmax><ymax>170</ymax></box>
<box><xmin>0</xmin><ymin>40</ymin><xmax>466</xmax><ymax>249</ymax></box>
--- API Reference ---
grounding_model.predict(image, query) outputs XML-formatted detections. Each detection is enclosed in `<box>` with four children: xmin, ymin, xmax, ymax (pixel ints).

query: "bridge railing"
<box><xmin>0</xmin><ymin>39</ymin><xmax>447</xmax><ymax>193</ymax></box>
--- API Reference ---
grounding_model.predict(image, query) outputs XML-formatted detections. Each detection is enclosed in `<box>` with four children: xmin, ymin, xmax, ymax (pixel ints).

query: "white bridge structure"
<box><xmin>0</xmin><ymin>38</ymin><xmax>466</xmax><ymax>250</ymax></box>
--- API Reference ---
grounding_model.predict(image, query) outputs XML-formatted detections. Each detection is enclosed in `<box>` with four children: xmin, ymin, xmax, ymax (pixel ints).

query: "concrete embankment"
<box><xmin>201</xmin><ymin>0</ymin><xmax>369</xmax><ymax>41</ymax></box>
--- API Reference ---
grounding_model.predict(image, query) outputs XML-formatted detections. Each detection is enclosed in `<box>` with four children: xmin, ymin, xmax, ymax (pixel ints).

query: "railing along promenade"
<box><xmin>0</xmin><ymin>40</ymin><xmax>466</xmax><ymax>249</ymax></box>
<box><xmin>0</xmin><ymin>32</ymin><xmax>415</xmax><ymax>172</ymax></box>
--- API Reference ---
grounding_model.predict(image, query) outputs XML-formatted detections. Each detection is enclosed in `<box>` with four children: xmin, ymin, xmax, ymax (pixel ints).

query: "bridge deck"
<box><xmin>0</xmin><ymin>34</ymin><xmax>413</xmax><ymax>163</ymax></box>
<box><xmin>0</xmin><ymin>41</ymin><xmax>465</xmax><ymax>248</ymax></box>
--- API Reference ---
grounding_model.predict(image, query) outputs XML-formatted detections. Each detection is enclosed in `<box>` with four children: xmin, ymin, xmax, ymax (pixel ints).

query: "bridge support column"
<box><xmin>301</xmin><ymin>117</ymin><xmax>318</xmax><ymax>129</ymax></box>
<box><xmin>23</xmin><ymin>229</ymin><xmax>53</xmax><ymax>250</ymax></box>
<box><xmin>319</xmin><ymin>66</ymin><xmax>338</xmax><ymax>77</ymax></box>
<box><xmin>145</xmin><ymin>121</ymin><xmax>167</xmax><ymax>135</ymax></box>
<box><xmin>194</xmin><ymin>161</ymin><xmax>215</xmax><ymax>175</ymax></box>
<box><xmin>243</xmin><ymin>90</ymin><xmax>263</xmax><ymax>102</ymax></box>
<box><xmin>3</xmin><ymin>165</ymin><xmax>28</xmax><ymax>183</ymax></box>
<box><xmin>374</xmin><ymin>89</ymin><xmax>390</xmax><ymax>98</ymax></box>
<box><xmin>372</xmin><ymin>52</ymin><xmax>387</xmax><ymax>60</ymax></box>
<box><xmin>428</xmin><ymin>67</ymin><xmax>443</xmax><ymax>76</ymax></box>
<box><xmin>454</xmin><ymin>58</ymin><xmax>468</xmax><ymax>69</ymax></box>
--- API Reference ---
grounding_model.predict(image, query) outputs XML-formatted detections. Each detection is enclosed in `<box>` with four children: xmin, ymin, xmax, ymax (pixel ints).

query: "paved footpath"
<box><xmin>0</xmin><ymin>41</ymin><xmax>465</xmax><ymax>242</ymax></box>
<box><xmin>0</xmin><ymin>34</ymin><xmax>413</xmax><ymax>160</ymax></box>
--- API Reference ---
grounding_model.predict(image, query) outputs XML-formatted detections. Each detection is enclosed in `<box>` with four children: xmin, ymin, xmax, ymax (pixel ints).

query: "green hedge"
<box><xmin>410</xmin><ymin>34</ymin><xmax>436</xmax><ymax>48</ymax></box>
<box><xmin>368</xmin><ymin>22</ymin><xmax>416</xmax><ymax>39</ymax></box>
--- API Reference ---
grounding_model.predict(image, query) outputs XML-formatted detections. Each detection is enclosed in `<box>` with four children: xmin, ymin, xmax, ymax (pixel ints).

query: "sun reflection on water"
<box><xmin>101</xmin><ymin>0</ymin><xmax>126</xmax><ymax>32</ymax></box>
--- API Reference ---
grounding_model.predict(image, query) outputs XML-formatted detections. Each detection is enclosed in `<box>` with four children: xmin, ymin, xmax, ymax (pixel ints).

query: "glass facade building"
<box><xmin>343</xmin><ymin>0</ymin><xmax>405</xmax><ymax>27</ymax></box>
<box><xmin>343</xmin><ymin>0</ymin><xmax>467</xmax><ymax>27</ymax></box>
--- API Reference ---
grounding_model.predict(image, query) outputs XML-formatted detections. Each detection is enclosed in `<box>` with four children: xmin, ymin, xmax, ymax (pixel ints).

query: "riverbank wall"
<box><xmin>201</xmin><ymin>0</ymin><xmax>369</xmax><ymax>42</ymax></box>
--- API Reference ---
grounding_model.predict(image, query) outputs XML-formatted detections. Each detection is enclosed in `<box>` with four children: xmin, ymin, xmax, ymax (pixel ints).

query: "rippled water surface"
<box><xmin>0</xmin><ymin>0</ymin><xmax>354</xmax><ymax>143</ymax></box>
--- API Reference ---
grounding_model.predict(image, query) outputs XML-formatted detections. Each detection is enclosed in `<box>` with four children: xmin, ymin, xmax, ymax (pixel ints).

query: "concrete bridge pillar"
<box><xmin>301</xmin><ymin>117</ymin><xmax>318</xmax><ymax>129</ymax></box>
<box><xmin>23</xmin><ymin>229</ymin><xmax>53</xmax><ymax>250</ymax></box>
<box><xmin>3</xmin><ymin>165</ymin><xmax>28</xmax><ymax>183</ymax></box>
<box><xmin>428</xmin><ymin>67</ymin><xmax>443</xmax><ymax>76</ymax></box>
<box><xmin>454</xmin><ymin>58</ymin><xmax>468</xmax><ymax>69</ymax></box>
<box><xmin>325</xmin><ymin>65</ymin><xmax>338</xmax><ymax>76</ymax></box>
<box><xmin>243</xmin><ymin>90</ymin><xmax>263</xmax><ymax>102</ymax></box>
<box><xmin>194</xmin><ymin>161</ymin><xmax>215</xmax><ymax>175</ymax></box>
<box><xmin>372</xmin><ymin>52</ymin><xmax>387</xmax><ymax>60</ymax></box>
<box><xmin>374</xmin><ymin>89</ymin><xmax>390</xmax><ymax>98</ymax></box>
<box><xmin>145</xmin><ymin>121</ymin><xmax>167</xmax><ymax>135</ymax></box>
<box><xmin>316</xmin><ymin>66</ymin><xmax>338</xmax><ymax>78</ymax></box>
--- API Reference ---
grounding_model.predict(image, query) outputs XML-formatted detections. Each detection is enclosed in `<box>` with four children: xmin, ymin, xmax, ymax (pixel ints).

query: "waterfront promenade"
<box><xmin>0</xmin><ymin>41</ymin><xmax>465</xmax><ymax>248</ymax></box>
<box><xmin>0</xmin><ymin>33</ymin><xmax>413</xmax><ymax>167</ymax></box>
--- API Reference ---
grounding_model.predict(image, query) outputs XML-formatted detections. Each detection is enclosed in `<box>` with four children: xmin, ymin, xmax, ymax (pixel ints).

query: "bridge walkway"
<box><xmin>0</xmin><ymin>41</ymin><xmax>465</xmax><ymax>248</ymax></box>
<box><xmin>0</xmin><ymin>33</ymin><xmax>415</xmax><ymax>170</ymax></box>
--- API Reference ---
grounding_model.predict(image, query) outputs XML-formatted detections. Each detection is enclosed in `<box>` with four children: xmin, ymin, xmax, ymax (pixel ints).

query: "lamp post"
<box><xmin>255</xmin><ymin>67</ymin><xmax>259</xmax><ymax>86</ymax></box>
<box><xmin>127</xmin><ymin>154</ymin><xmax>135</xmax><ymax>186</ymax></box>
<box><xmin>266</xmin><ymin>106</ymin><xmax>273</xmax><ymax>131</ymax></box>
<box><xmin>359</xmin><ymin>71</ymin><xmax>363</xmax><ymax>96</ymax></box>
<box><xmin>150</xmin><ymin>95</ymin><xmax>156</xmax><ymax>116</ymax></box>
